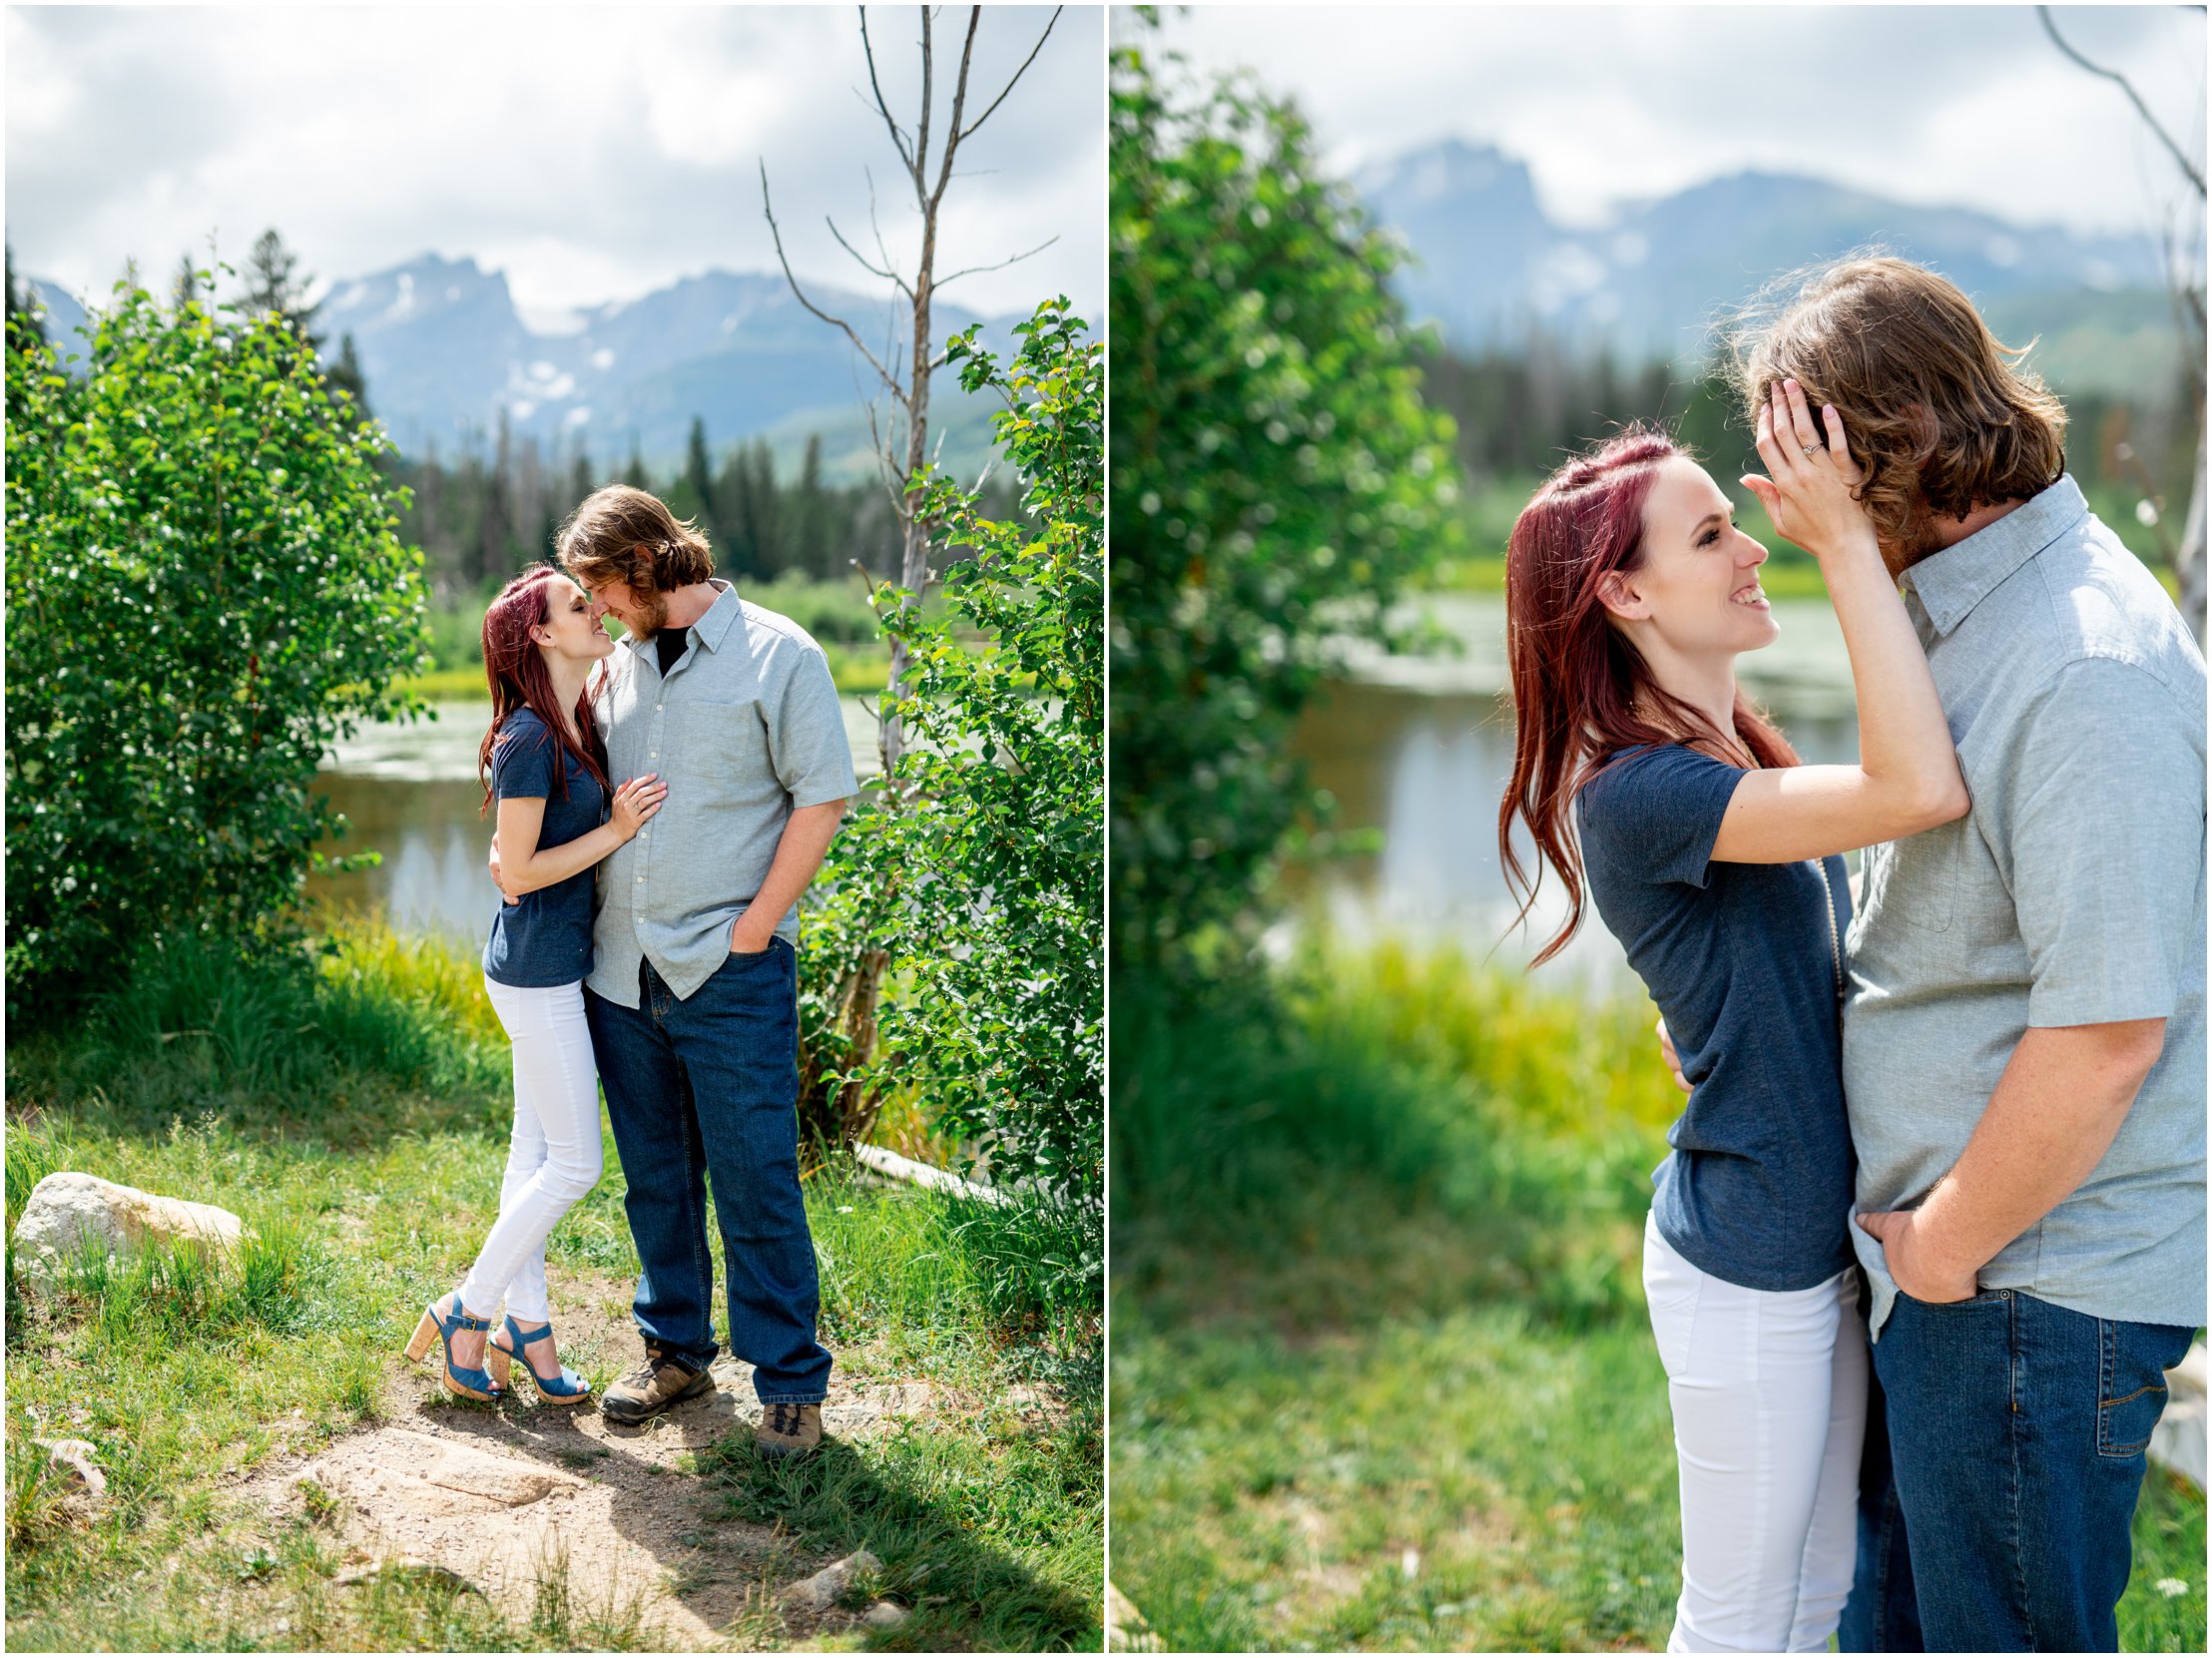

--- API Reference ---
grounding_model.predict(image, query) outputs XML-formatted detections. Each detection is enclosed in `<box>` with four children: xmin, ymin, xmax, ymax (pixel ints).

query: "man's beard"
<box><xmin>634</xmin><ymin>590</ymin><xmax>672</xmax><ymax>636</ymax></box>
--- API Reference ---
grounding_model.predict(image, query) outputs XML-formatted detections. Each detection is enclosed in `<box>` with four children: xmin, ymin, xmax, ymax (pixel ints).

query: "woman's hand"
<box><xmin>1742</xmin><ymin>378</ymin><xmax>1877</xmax><ymax>565</ymax></box>
<box><xmin>610</xmin><ymin>774</ymin><xmax>667</xmax><ymax>840</ymax></box>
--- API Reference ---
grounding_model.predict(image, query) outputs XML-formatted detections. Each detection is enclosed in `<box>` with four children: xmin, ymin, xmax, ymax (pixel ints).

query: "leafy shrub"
<box><xmin>800</xmin><ymin>298</ymin><xmax>1103</xmax><ymax>1275</ymax></box>
<box><xmin>1108</xmin><ymin>36</ymin><xmax>1463</xmax><ymax>974</ymax></box>
<box><xmin>4</xmin><ymin>276</ymin><xmax>429</xmax><ymax>1014</ymax></box>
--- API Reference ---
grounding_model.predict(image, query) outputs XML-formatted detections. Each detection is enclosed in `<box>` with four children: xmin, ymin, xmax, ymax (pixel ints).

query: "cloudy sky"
<box><xmin>1128</xmin><ymin>5</ymin><xmax>2203</xmax><ymax>243</ymax></box>
<box><xmin>7</xmin><ymin>5</ymin><xmax>1103</xmax><ymax>322</ymax></box>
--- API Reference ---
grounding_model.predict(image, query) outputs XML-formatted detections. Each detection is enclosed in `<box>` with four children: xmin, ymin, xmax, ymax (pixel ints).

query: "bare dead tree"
<box><xmin>2040</xmin><ymin>4</ymin><xmax>2207</xmax><ymax>637</ymax></box>
<box><xmin>763</xmin><ymin>4</ymin><xmax>1063</xmax><ymax>780</ymax></box>
<box><xmin>761</xmin><ymin>5</ymin><xmax>1062</xmax><ymax>1151</ymax></box>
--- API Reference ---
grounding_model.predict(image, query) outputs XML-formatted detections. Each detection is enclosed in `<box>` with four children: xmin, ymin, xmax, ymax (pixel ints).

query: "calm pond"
<box><xmin>305</xmin><ymin>697</ymin><xmax>882</xmax><ymax>943</ymax></box>
<box><xmin>1286</xmin><ymin>595</ymin><xmax>1863</xmax><ymax>995</ymax></box>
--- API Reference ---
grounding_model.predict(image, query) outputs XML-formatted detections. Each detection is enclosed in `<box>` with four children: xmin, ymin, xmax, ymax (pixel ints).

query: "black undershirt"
<box><xmin>654</xmin><ymin>626</ymin><xmax>690</xmax><ymax>679</ymax></box>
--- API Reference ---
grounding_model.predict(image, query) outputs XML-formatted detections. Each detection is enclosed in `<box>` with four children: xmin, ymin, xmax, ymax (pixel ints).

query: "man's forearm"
<box><xmin>1912</xmin><ymin>1018</ymin><xmax>2167</xmax><ymax>1281</ymax></box>
<box><xmin>731</xmin><ymin>800</ymin><xmax>846</xmax><ymax>947</ymax></box>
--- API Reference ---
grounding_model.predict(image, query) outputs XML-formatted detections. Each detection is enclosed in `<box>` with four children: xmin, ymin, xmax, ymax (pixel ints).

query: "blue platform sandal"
<box><xmin>403</xmin><ymin>1292</ymin><xmax>504</xmax><ymax>1401</ymax></box>
<box><xmin>485</xmin><ymin>1315</ymin><xmax>593</xmax><ymax>1405</ymax></box>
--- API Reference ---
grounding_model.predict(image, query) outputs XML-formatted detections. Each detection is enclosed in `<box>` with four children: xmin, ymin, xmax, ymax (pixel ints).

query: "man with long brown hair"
<box><xmin>497</xmin><ymin>484</ymin><xmax>855</xmax><ymax>1459</ymax></box>
<box><xmin>1719</xmin><ymin>257</ymin><xmax>2206</xmax><ymax>1651</ymax></box>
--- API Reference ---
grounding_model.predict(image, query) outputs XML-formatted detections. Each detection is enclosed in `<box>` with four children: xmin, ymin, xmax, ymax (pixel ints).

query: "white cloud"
<box><xmin>8</xmin><ymin>5</ymin><xmax>1104</xmax><ymax>319</ymax></box>
<box><xmin>1146</xmin><ymin>5</ymin><xmax>2204</xmax><ymax>244</ymax></box>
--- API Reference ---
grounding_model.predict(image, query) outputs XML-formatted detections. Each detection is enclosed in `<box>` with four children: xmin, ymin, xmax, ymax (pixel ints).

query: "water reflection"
<box><xmin>1286</xmin><ymin>610</ymin><xmax>1864</xmax><ymax>996</ymax></box>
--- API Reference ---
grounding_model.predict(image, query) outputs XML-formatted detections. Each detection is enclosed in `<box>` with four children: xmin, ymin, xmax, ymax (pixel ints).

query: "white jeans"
<box><xmin>458</xmin><ymin>977</ymin><xmax>605</xmax><ymax>1324</ymax></box>
<box><xmin>1642</xmin><ymin>1211</ymin><xmax>1867</xmax><ymax>1654</ymax></box>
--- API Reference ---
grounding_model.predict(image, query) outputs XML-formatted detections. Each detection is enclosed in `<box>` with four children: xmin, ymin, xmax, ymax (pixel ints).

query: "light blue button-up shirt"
<box><xmin>585</xmin><ymin>580</ymin><xmax>857</xmax><ymax>1008</ymax></box>
<box><xmin>1843</xmin><ymin>476</ymin><xmax>2207</xmax><ymax>1339</ymax></box>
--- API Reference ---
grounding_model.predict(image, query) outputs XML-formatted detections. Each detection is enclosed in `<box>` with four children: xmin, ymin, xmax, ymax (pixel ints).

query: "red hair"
<box><xmin>1497</xmin><ymin>427</ymin><xmax>1799</xmax><ymax>967</ymax></box>
<box><xmin>477</xmin><ymin>567</ymin><xmax>611</xmax><ymax>818</ymax></box>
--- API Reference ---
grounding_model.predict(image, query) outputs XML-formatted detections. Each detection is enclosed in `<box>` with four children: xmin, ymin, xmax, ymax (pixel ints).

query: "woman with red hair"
<box><xmin>404</xmin><ymin>566</ymin><xmax>666</xmax><ymax>1404</ymax></box>
<box><xmin>1498</xmin><ymin>381</ymin><xmax>1967</xmax><ymax>1651</ymax></box>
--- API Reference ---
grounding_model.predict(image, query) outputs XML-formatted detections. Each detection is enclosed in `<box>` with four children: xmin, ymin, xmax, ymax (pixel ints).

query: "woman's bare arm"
<box><xmin>496</xmin><ymin>774</ymin><xmax>665</xmax><ymax>896</ymax></box>
<box><xmin>1710</xmin><ymin>381</ymin><xmax>1967</xmax><ymax>864</ymax></box>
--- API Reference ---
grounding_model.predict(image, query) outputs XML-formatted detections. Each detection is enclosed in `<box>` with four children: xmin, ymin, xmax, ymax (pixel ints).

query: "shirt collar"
<box><xmin>619</xmin><ymin>577</ymin><xmax>740</xmax><ymax>654</ymax></box>
<box><xmin>1902</xmin><ymin>475</ymin><xmax>2087</xmax><ymax>637</ymax></box>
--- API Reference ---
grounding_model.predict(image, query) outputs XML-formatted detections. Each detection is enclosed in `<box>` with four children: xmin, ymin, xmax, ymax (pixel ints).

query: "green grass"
<box><xmin>6</xmin><ymin>924</ymin><xmax>1100</xmax><ymax>1652</ymax></box>
<box><xmin>1110</xmin><ymin>938</ymin><xmax>2207</xmax><ymax>1652</ymax></box>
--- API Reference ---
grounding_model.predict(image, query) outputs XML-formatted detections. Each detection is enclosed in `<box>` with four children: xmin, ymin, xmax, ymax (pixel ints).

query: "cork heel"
<box><xmin>407</xmin><ymin>1292</ymin><xmax>503</xmax><ymax>1401</ymax></box>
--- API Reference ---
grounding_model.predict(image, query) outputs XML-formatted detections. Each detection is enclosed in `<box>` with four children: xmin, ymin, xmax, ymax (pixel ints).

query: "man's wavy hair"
<box><xmin>556</xmin><ymin>484</ymin><xmax>716</xmax><ymax>600</ymax></box>
<box><xmin>1724</xmin><ymin>255</ymin><xmax>2067</xmax><ymax>560</ymax></box>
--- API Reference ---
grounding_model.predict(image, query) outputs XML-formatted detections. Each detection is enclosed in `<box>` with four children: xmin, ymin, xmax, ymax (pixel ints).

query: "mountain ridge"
<box><xmin>1351</xmin><ymin>138</ymin><xmax>2183</xmax><ymax>391</ymax></box>
<box><xmin>23</xmin><ymin>253</ymin><xmax>1036</xmax><ymax>477</ymax></box>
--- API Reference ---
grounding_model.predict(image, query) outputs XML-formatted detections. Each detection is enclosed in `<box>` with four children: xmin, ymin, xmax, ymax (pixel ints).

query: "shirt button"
<box><xmin>656</xmin><ymin>704</ymin><xmax>664</xmax><ymax>712</ymax></box>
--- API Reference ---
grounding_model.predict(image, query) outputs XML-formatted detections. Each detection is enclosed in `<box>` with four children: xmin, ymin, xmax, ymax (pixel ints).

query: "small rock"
<box><xmin>34</xmin><ymin>1437</ymin><xmax>105</xmax><ymax>1497</ymax></box>
<box><xmin>11</xmin><ymin>1172</ymin><xmax>247</xmax><ymax>1289</ymax></box>
<box><xmin>863</xmin><ymin>1599</ymin><xmax>908</xmax><ymax>1627</ymax></box>
<box><xmin>780</xmin><ymin>1547</ymin><xmax>883</xmax><ymax>1612</ymax></box>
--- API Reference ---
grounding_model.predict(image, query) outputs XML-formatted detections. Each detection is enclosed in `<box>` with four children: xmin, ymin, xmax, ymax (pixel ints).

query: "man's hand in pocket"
<box><xmin>1857</xmin><ymin>1208</ymin><xmax>1980</xmax><ymax>1304</ymax></box>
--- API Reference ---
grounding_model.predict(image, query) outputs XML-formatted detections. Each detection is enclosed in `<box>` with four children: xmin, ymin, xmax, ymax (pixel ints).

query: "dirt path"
<box><xmin>241</xmin><ymin>1272</ymin><xmax>936</xmax><ymax>1649</ymax></box>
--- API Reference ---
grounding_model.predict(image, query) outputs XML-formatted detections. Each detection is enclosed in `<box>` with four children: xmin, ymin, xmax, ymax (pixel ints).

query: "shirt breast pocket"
<box><xmin>1861</xmin><ymin>820</ymin><xmax>1961</xmax><ymax>934</ymax></box>
<box><xmin>677</xmin><ymin>699</ymin><xmax>773</xmax><ymax>797</ymax></box>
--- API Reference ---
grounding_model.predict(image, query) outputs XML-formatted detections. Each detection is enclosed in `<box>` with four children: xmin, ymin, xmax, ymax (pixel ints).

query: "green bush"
<box><xmin>4</xmin><ymin>277</ymin><xmax>429</xmax><ymax>1013</ymax></box>
<box><xmin>800</xmin><ymin>298</ymin><xmax>1104</xmax><ymax>1287</ymax></box>
<box><xmin>1108</xmin><ymin>35</ymin><xmax>1463</xmax><ymax>974</ymax></box>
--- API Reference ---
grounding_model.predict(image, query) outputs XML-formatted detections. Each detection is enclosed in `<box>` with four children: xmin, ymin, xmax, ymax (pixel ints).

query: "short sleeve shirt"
<box><xmin>1578</xmin><ymin>745</ymin><xmax>1857</xmax><ymax>1293</ymax></box>
<box><xmin>1844</xmin><ymin>476</ymin><xmax>2207</xmax><ymax>1340</ymax></box>
<box><xmin>587</xmin><ymin>580</ymin><xmax>858</xmax><ymax>1007</ymax></box>
<box><xmin>481</xmin><ymin>708</ymin><xmax>605</xmax><ymax>988</ymax></box>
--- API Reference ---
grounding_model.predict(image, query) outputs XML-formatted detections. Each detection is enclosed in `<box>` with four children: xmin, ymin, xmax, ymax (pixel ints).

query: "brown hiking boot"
<box><xmin>600</xmin><ymin>1342</ymin><xmax>716</xmax><ymax>1424</ymax></box>
<box><xmin>757</xmin><ymin>1401</ymin><xmax>823</xmax><ymax>1459</ymax></box>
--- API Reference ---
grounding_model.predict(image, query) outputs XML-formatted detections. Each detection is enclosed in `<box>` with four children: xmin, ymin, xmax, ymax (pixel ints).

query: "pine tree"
<box><xmin>793</xmin><ymin>433</ymin><xmax>828</xmax><ymax>579</ymax></box>
<box><xmin>745</xmin><ymin>438</ymin><xmax>783</xmax><ymax>576</ymax></box>
<box><xmin>4</xmin><ymin>244</ymin><xmax>45</xmax><ymax>348</ymax></box>
<box><xmin>325</xmin><ymin>331</ymin><xmax>370</xmax><ymax>420</ymax></box>
<box><xmin>172</xmin><ymin>252</ymin><xmax>200</xmax><ymax>314</ymax></box>
<box><xmin>683</xmin><ymin>415</ymin><xmax>718</xmax><ymax>540</ymax></box>
<box><xmin>623</xmin><ymin>443</ymin><xmax>649</xmax><ymax>491</ymax></box>
<box><xmin>241</xmin><ymin>228</ymin><xmax>325</xmax><ymax>357</ymax></box>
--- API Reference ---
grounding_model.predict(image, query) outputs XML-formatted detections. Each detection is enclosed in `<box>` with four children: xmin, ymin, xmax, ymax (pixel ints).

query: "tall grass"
<box><xmin>1114</xmin><ymin>937</ymin><xmax>1682</xmax><ymax>1331</ymax></box>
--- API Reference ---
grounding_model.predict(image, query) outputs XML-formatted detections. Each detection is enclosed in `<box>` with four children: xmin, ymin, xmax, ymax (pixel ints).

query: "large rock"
<box><xmin>10</xmin><ymin>1172</ymin><xmax>247</xmax><ymax>1289</ymax></box>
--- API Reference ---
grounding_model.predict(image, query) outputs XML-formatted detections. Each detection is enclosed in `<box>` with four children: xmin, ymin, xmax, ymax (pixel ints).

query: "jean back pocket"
<box><xmin>2097</xmin><ymin>1319</ymin><xmax>2177</xmax><ymax>1459</ymax></box>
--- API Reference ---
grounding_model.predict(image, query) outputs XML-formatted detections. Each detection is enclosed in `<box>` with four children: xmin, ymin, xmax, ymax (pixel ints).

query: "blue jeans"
<box><xmin>1841</xmin><ymin>1287</ymin><xmax>2189</xmax><ymax>1652</ymax></box>
<box><xmin>585</xmin><ymin>940</ymin><xmax>831</xmax><ymax>1403</ymax></box>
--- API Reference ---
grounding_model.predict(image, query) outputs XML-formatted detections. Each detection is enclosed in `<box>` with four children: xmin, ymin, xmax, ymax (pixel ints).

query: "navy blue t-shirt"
<box><xmin>482</xmin><ymin>708</ymin><xmax>606</xmax><ymax>989</ymax></box>
<box><xmin>1576</xmin><ymin>744</ymin><xmax>1856</xmax><ymax>1293</ymax></box>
